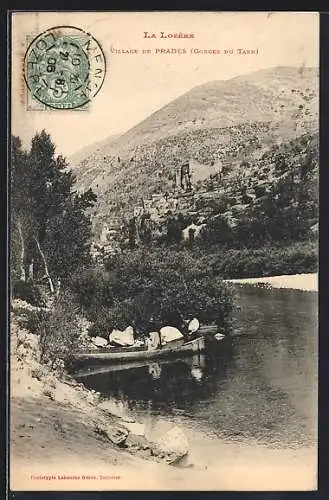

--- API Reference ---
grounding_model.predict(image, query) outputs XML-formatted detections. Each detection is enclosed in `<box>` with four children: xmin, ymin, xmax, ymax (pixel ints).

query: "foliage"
<box><xmin>71</xmin><ymin>248</ymin><xmax>234</xmax><ymax>339</ymax></box>
<box><xmin>12</xmin><ymin>280</ymin><xmax>47</xmax><ymax>307</ymax></box>
<box><xmin>198</xmin><ymin>242</ymin><xmax>317</xmax><ymax>279</ymax></box>
<box><xmin>166</xmin><ymin>213</ymin><xmax>190</xmax><ymax>244</ymax></box>
<box><xmin>11</xmin><ymin>131</ymin><xmax>97</xmax><ymax>292</ymax></box>
<box><xmin>37</xmin><ymin>290</ymin><xmax>81</xmax><ymax>367</ymax></box>
<box><xmin>199</xmin><ymin>133</ymin><xmax>318</xmax><ymax>250</ymax></box>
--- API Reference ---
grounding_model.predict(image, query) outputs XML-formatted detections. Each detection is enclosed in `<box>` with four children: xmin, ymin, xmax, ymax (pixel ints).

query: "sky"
<box><xmin>11</xmin><ymin>11</ymin><xmax>319</xmax><ymax>157</ymax></box>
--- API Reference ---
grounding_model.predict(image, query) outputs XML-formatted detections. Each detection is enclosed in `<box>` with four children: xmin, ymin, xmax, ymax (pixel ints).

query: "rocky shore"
<box><xmin>10</xmin><ymin>299</ymin><xmax>190</xmax><ymax>490</ymax></box>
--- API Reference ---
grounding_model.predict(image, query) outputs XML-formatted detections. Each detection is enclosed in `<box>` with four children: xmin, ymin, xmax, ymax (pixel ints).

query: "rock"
<box><xmin>123</xmin><ymin>421</ymin><xmax>145</xmax><ymax>436</ymax></box>
<box><xmin>103</xmin><ymin>425</ymin><xmax>129</xmax><ymax>445</ymax></box>
<box><xmin>42</xmin><ymin>387</ymin><xmax>55</xmax><ymax>400</ymax></box>
<box><xmin>155</xmin><ymin>426</ymin><xmax>188</xmax><ymax>457</ymax></box>
<box><xmin>98</xmin><ymin>399</ymin><xmax>126</xmax><ymax>418</ymax></box>
<box><xmin>30</xmin><ymin>361</ymin><xmax>45</xmax><ymax>380</ymax></box>
<box><xmin>91</xmin><ymin>336</ymin><xmax>108</xmax><ymax>347</ymax></box>
<box><xmin>17</xmin><ymin>331</ymin><xmax>39</xmax><ymax>353</ymax></box>
<box><xmin>121</xmin><ymin>416</ymin><xmax>136</xmax><ymax>424</ymax></box>
<box><xmin>86</xmin><ymin>392</ymin><xmax>95</xmax><ymax>405</ymax></box>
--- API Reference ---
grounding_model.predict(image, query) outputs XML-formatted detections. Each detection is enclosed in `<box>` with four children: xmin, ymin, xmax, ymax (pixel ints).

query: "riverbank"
<box><xmin>10</xmin><ymin>300</ymin><xmax>191</xmax><ymax>490</ymax></box>
<box><xmin>10</xmin><ymin>298</ymin><xmax>317</xmax><ymax>491</ymax></box>
<box><xmin>225</xmin><ymin>273</ymin><xmax>318</xmax><ymax>292</ymax></box>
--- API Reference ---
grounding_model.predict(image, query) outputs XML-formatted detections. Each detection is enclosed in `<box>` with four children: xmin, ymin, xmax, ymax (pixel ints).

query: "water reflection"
<box><xmin>78</xmin><ymin>286</ymin><xmax>317</xmax><ymax>451</ymax></box>
<box><xmin>148</xmin><ymin>363</ymin><xmax>162</xmax><ymax>379</ymax></box>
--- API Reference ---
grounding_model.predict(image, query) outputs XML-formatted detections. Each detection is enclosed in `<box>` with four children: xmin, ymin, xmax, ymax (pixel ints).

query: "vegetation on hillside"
<box><xmin>70</xmin><ymin>67</ymin><xmax>318</xmax><ymax>223</ymax></box>
<box><xmin>198</xmin><ymin>133</ymin><xmax>318</xmax><ymax>247</ymax></box>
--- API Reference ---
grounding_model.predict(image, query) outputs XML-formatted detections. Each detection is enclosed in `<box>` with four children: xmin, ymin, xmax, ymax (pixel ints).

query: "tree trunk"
<box><xmin>34</xmin><ymin>238</ymin><xmax>55</xmax><ymax>294</ymax></box>
<box><xmin>17</xmin><ymin>219</ymin><xmax>26</xmax><ymax>281</ymax></box>
<box><xmin>28</xmin><ymin>259</ymin><xmax>34</xmax><ymax>281</ymax></box>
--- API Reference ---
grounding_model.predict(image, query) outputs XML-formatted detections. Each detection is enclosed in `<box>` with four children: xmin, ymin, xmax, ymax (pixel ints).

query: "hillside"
<box><xmin>69</xmin><ymin>66</ymin><xmax>318</xmax><ymax>226</ymax></box>
<box><xmin>69</xmin><ymin>134</ymin><xmax>121</xmax><ymax>171</ymax></box>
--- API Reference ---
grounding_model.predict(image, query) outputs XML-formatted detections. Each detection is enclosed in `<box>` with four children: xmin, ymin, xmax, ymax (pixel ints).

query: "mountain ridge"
<box><xmin>68</xmin><ymin>65</ymin><xmax>319</xmax><ymax>226</ymax></box>
<box><xmin>70</xmin><ymin>65</ymin><xmax>318</xmax><ymax>165</ymax></box>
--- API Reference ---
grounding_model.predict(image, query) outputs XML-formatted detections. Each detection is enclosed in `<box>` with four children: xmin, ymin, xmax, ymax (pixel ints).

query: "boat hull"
<box><xmin>198</xmin><ymin>325</ymin><xmax>218</xmax><ymax>336</ymax></box>
<box><xmin>72</xmin><ymin>336</ymin><xmax>206</xmax><ymax>365</ymax></box>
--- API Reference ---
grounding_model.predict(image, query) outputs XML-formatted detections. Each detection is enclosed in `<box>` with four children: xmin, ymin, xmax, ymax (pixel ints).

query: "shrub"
<box><xmin>73</xmin><ymin>248</ymin><xmax>235</xmax><ymax>338</ymax></box>
<box><xmin>37</xmin><ymin>289</ymin><xmax>81</xmax><ymax>368</ymax></box>
<box><xmin>204</xmin><ymin>242</ymin><xmax>317</xmax><ymax>279</ymax></box>
<box><xmin>12</xmin><ymin>280</ymin><xmax>46</xmax><ymax>307</ymax></box>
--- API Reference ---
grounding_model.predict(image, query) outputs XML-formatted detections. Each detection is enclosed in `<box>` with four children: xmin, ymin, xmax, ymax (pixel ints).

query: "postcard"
<box><xmin>10</xmin><ymin>11</ymin><xmax>319</xmax><ymax>491</ymax></box>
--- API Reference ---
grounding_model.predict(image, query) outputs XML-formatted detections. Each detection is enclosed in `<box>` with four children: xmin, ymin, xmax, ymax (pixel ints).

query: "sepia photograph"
<box><xmin>9</xmin><ymin>11</ymin><xmax>318</xmax><ymax>491</ymax></box>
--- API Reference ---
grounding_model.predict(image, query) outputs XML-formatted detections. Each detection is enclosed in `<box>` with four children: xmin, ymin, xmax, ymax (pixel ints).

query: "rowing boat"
<box><xmin>73</xmin><ymin>357</ymin><xmax>198</xmax><ymax>378</ymax></box>
<box><xmin>198</xmin><ymin>324</ymin><xmax>218</xmax><ymax>336</ymax></box>
<box><xmin>71</xmin><ymin>335</ymin><xmax>206</xmax><ymax>366</ymax></box>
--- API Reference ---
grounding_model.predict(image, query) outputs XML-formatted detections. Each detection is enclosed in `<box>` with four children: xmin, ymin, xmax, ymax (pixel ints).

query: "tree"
<box><xmin>11</xmin><ymin>136</ymin><xmax>29</xmax><ymax>281</ymax></box>
<box><xmin>166</xmin><ymin>215</ymin><xmax>183</xmax><ymax>243</ymax></box>
<box><xmin>11</xmin><ymin>131</ymin><xmax>97</xmax><ymax>296</ymax></box>
<box><xmin>72</xmin><ymin>248</ymin><xmax>234</xmax><ymax>338</ymax></box>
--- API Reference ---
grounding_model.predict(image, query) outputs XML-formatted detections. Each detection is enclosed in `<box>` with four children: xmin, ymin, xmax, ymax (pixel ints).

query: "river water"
<box><xmin>77</xmin><ymin>285</ymin><xmax>318</xmax><ymax>490</ymax></box>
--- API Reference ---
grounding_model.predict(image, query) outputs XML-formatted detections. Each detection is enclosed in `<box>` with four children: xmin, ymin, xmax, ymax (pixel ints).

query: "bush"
<box><xmin>203</xmin><ymin>242</ymin><xmax>317</xmax><ymax>279</ymax></box>
<box><xmin>12</xmin><ymin>280</ymin><xmax>46</xmax><ymax>307</ymax></box>
<box><xmin>36</xmin><ymin>289</ymin><xmax>81</xmax><ymax>368</ymax></box>
<box><xmin>72</xmin><ymin>248</ymin><xmax>235</xmax><ymax>338</ymax></box>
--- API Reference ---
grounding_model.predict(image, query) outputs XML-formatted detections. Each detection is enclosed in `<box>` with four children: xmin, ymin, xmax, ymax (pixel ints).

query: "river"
<box><xmin>76</xmin><ymin>284</ymin><xmax>318</xmax><ymax>490</ymax></box>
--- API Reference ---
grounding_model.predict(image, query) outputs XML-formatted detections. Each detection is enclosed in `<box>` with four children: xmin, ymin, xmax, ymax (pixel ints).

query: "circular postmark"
<box><xmin>23</xmin><ymin>26</ymin><xmax>106</xmax><ymax>110</ymax></box>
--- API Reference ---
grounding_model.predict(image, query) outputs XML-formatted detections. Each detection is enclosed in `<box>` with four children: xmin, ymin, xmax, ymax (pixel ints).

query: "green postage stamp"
<box><xmin>24</xmin><ymin>26</ymin><xmax>106</xmax><ymax>110</ymax></box>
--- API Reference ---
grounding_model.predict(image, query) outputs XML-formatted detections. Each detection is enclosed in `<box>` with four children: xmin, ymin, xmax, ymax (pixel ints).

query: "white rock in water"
<box><xmin>155</xmin><ymin>426</ymin><xmax>188</xmax><ymax>456</ymax></box>
<box><xmin>99</xmin><ymin>399</ymin><xmax>126</xmax><ymax>418</ymax></box>
<box><xmin>123</xmin><ymin>421</ymin><xmax>145</xmax><ymax>436</ymax></box>
<box><xmin>160</xmin><ymin>326</ymin><xmax>183</xmax><ymax>343</ymax></box>
<box><xmin>91</xmin><ymin>336</ymin><xmax>108</xmax><ymax>347</ymax></box>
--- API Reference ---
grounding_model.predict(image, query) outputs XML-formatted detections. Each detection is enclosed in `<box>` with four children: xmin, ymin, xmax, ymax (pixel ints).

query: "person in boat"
<box><xmin>146</xmin><ymin>331</ymin><xmax>162</xmax><ymax>351</ymax></box>
<box><xmin>146</xmin><ymin>315</ymin><xmax>163</xmax><ymax>350</ymax></box>
<box><xmin>180</xmin><ymin>317</ymin><xmax>200</xmax><ymax>341</ymax></box>
<box><xmin>216</xmin><ymin>310</ymin><xmax>229</xmax><ymax>336</ymax></box>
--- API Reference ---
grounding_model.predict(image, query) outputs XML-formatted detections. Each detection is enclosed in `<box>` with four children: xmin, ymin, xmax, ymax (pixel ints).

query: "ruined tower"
<box><xmin>175</xmin><ymin>161</ymin><xmax>192</xmax><ymax>192</ymax></box>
